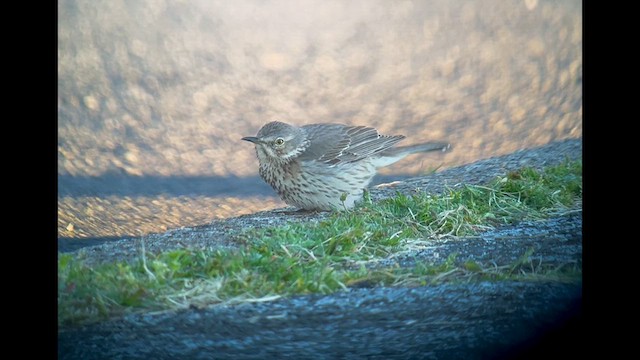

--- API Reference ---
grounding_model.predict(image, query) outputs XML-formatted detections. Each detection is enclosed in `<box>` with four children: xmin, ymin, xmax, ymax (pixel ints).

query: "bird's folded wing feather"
<box><xmin>299</xmin><ymin>124</ymin><xmax>405</xmax><ymax>165</ymax></box>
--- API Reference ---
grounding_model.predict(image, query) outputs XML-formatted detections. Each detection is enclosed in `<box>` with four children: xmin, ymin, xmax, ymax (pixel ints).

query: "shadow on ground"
<box><xmin>58</xmin><ymin>173</ymin><xmax>422</xmax><ymax>252</ymax></box>
<box><xmin>58</xmin><ymin>173</ymin><xmax>424</xmax><ymax>198</ymax></box>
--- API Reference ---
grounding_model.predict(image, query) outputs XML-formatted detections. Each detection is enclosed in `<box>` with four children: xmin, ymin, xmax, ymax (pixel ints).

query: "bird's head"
<box><xmin>242</xmin><ymin>121</ymin><xmax>309</xmax><ymax>163</ymax></box>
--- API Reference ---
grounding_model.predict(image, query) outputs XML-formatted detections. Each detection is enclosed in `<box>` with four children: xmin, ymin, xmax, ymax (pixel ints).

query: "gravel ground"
<box><xmin>59</xmin><ymin>138</ymin><xmax>582</xmax><ymax>359</ymax></box>
<box><xmin>59</xmin><ymin>281</ymin><xmax>582</xmax><ymax>360</ymax></box>
<box><xmin>58</xmin><ymin>0</ymin><xmax>582</xmax><ymax>247</ymax></box>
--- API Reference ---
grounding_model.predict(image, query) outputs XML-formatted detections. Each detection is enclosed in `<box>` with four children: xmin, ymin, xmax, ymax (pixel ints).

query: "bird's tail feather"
<box><xmin>390</xmin><ymin>142</ymin><xmax>451</xmax><ymax>155</ymax></box>
<box><xmin>373</xmin><ymin>142</ymin><xmax>451</xmax><ymax>167</ymax></box>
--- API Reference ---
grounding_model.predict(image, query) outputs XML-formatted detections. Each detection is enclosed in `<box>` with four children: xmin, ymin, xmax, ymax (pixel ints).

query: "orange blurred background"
<box><xmin>58</xmin><ymin>0</ymin><xmax>581</xmax><ymax>249</ymax></box>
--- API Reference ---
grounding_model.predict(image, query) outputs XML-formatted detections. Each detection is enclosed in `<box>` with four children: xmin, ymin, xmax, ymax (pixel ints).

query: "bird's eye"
<box><xmin>274</xmin><ymin>138</ymin><xmax>285</xmax><ymax>146</ymax></box>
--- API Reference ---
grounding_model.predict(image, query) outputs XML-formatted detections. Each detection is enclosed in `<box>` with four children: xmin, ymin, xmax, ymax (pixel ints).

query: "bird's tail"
<box><xmin>373</xmin><ymin>142</ymin><xmax>451</xmax><ymax>167</ymax></box>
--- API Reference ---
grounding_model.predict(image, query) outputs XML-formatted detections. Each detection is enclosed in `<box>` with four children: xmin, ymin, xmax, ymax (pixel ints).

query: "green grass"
<box><xmin>58</xmin><ymin>159</ymin><xmax>582</xmax><ymax>326</ymax></box>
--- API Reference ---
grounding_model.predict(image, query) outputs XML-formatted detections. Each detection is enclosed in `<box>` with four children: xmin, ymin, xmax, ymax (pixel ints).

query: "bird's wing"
<box><xmin>298</xmin><ymin>124</ymin><xmax>405</xmax><ymax>165</ymax></box>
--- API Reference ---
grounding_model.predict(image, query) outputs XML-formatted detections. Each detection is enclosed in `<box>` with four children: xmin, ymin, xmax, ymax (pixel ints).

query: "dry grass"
<box><xmin>59</xmin><ymin>159</ymin><xmax>582</xmax><ymax>326</ymax></box>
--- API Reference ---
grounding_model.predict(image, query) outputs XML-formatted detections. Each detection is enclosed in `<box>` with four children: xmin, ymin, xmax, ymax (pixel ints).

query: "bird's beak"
<box><xmin>241</xmin><ymin>136</ymin><xmax>260</xmax><ymax>143</ymax></box>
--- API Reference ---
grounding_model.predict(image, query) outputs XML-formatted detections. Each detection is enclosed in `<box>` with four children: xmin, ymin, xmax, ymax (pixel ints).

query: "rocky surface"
<box><xmin>59</xmin><ymin>282</ymin><xmax>581</xmax><ymax>360</ymax></box>
<box><xmin>59</xmin><ymin>138</ymin><xmax>582</xmax><ymax>359</ymax></box>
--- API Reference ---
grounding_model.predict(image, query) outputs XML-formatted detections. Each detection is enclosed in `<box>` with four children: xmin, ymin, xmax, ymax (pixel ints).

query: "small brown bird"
<box><xmin>242</xmin><ymin>121</ymin><xmax>451</xmax><ymax>211</ymax></box>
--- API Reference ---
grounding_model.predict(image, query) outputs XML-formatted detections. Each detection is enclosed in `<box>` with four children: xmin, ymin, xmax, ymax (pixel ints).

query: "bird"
<box><xmin>242</xmin><ymin>121</ymin><xmax>451</xmax><ymax>211</ymax></box>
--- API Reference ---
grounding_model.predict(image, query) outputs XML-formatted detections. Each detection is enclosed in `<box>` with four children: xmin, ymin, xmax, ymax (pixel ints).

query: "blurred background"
<box><xmin>58</xmin><ymin>0</ymin><xmax>582</xmax><ymax>251</ymax></box>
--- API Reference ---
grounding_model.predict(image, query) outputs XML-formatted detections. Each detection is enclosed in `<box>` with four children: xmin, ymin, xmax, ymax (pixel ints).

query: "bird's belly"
<box><xmin>260</xmin><ymin>161</ymin><xmax>377</xmax><ymax>210</ymax></box>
